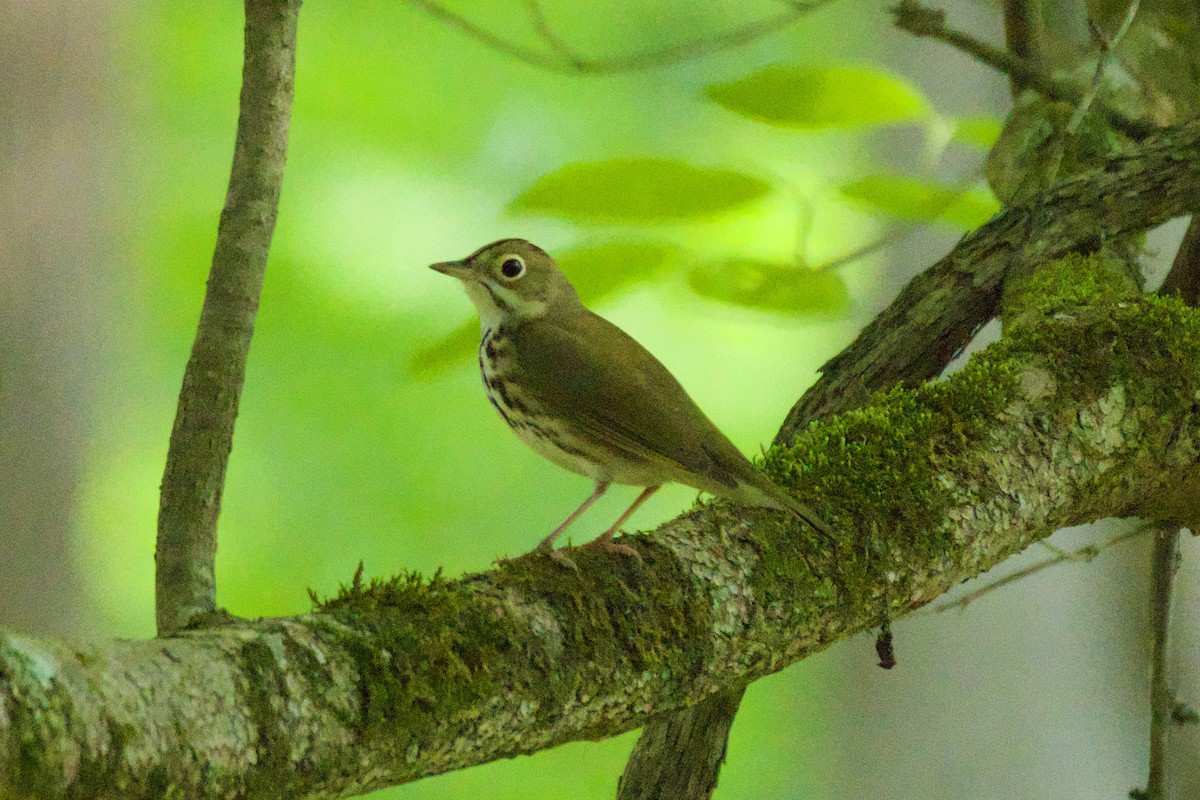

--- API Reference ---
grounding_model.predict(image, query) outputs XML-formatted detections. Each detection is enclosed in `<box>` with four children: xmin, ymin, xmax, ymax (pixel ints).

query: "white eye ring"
<box><xmin>499</xmin><ymin>255</ymin><xmax>526</xmax><ymax>279</ymax></box>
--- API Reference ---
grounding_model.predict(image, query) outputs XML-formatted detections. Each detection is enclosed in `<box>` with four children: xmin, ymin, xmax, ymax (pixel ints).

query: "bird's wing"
<box><xmin>508</xmin><ymin>310</ymin><xmax>755</xmax><ymax>491</ymax></box>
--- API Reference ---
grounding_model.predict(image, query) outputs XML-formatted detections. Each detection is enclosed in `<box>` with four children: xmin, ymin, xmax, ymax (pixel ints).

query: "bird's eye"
<box><xmin>500</xmin><ymin>256</ymin><xmax>526</xmax><ymax>279</ymax></box>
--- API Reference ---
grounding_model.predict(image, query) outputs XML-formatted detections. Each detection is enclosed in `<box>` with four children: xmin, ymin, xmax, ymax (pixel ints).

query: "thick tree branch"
<box><xmin>155</xmin><ymin>0</ymin><xmax>299</xmax><ymax>634</ymax></box>
<box><xmin>3</xmin><ymin>255</ymin><xmax>1200</xmax><ymax>796</ymax></box>
<box><xmin>777</xmin><ymin>118</ymin><xmax>1200</xmax><ymax>441</ymax></box>
<box><xmin>617</xmin><ymin>688</ymin><xmax>743</xmax><ymax>800</ymax></box>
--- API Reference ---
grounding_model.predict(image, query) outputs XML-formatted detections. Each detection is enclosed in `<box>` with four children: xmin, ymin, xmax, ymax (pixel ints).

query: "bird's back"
<box><xmin>506</xmin><ymin>308</ymin><xmax>773</xmax><ymax>498</ymax></box>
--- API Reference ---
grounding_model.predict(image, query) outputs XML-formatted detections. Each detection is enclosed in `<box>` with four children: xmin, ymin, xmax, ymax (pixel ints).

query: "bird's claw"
<box><xmin>547</xmin><ymin>548</ymin><xmax>580</xmax><ymax>571</ymax></box>
<box><xmin>589</xmin><ymin>537</ymin><xmax>644</xmax><ymax>564</ymax></box>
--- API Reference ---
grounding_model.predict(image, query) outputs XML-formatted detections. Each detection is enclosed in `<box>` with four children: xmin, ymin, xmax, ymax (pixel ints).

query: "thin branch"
<box><xmin>154</xmin><ymin>0</ymin><xmax>299</xmax><ymax>635</ymax></box>
<box><xmin>1036</xmin><ymin>2</ymin><xmax>1141</xmax><ymax>208</ymax></box>
<box><xmin>890</xmin><ymin>1</ymin><xmax>1154</xmax><ymax>139</ymax></box>
<box><xmin>1140</xmin><ymin>525</ymin><xmax>1183</xmax><ymax>800</ymax></box>
<box><xmin>1001</xmin><ymin>0</ymin><xmax>1045</xmax><ymax>99</ymax></box>
<box><xmin>406</xmin><ymin>0</ymin><xmax>836</xmax><ymax>74</ymax></box>
<box><xmin>1067</xmin><ymin>1</ymin><xmax>1140</xmax><ymax>138</ymax></box>
<box><xmin>522</xmin><ymin>0</ymin><xmax>587</xmax><ymax>66</ymax></box>
<box><xmin>929</xmin><ymin>524</ymin><xmax>1153</xmax><ymax>613</ymax></box>
<box><xmin>1134</xmin><ymin>206</ymin><xmax>1200</xmax><ymax>800</ymax></box>
<box><xmin>814</xmin><ymin>168</ymin><xmax>988</xmax><ymax>273</ymax></box>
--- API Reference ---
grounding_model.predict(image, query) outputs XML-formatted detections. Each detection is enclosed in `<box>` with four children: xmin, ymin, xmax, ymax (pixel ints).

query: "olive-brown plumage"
<box><xmin>431</xmin><ymin>239</ymin><xmax>830</xmax><ymax>555</ymax></box>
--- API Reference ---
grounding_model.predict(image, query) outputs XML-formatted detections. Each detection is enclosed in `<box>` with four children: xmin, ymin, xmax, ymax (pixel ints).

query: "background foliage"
<box><xmin>2</xmin><ymin>1</ymin><xmax>1196</xmax><ymax>798</ymax></box>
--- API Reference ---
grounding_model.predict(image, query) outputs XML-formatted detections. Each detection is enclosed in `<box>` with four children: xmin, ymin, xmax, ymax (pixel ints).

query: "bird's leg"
<box><xmin>536</xmin><ymin>480</ymin><xmax>610</xmax><ymax>553</ymax></box>
<box><xmin>588</xmin><ymin>485</ymin><xmax>660</xmax><ymax>560</ymax></box>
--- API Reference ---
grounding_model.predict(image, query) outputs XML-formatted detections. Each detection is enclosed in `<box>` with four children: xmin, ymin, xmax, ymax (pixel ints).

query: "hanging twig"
<box><xmin>407</xmin><ymin>0</ymin><xmax>837</xmax><ymax>75</ymax></box>
<box><xmin>521</xmin><ymin>0</ymin><xmax>587</xmax><ymax>66</ymax></box>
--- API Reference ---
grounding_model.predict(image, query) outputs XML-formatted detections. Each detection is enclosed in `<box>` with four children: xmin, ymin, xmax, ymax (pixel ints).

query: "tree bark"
<box><xmin>2</xmin><ymin>247</ymin><xmax>1199</xmax><ymax>797</ymax></box>
<box><xmin>155</xmin><ymin>0</ymin><xmax>299</xmax><ymax>635</ymax></box>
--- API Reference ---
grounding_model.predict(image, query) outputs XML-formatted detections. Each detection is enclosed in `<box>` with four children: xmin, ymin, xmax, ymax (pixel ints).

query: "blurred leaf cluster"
<box><xmin>416</xmin><ymin>59</ymin><xmax>1001</xmax><ymax>370</ymax></box>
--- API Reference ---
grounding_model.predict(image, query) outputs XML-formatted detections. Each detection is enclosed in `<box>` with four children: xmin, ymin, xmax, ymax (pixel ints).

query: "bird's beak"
<box><xmin>429</xmin><ymin>259</ymin><xmax>472</xmax><ymax>280</ymax></box>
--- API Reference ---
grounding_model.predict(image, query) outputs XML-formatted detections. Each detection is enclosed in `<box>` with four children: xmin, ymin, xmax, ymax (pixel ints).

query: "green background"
<box><xmin>5</xmin><ymin>1</ymin><xmax>1179</xmax><ymax>798</ymax></box>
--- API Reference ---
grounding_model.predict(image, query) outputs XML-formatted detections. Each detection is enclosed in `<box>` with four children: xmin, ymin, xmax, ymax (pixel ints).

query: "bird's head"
<box><xmin>430</xmin><ymin>239</ymin><xmax>580</xmax><ymax>329</ymax></box>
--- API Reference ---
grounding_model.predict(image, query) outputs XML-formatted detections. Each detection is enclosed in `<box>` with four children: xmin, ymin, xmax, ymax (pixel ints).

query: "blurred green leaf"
<box><xmin>509</xmin><ymin>159</ymin><xmax>770</xmax><ymax>222</ymax></box>
<box><xmin>950</xmin><ymin>115</ymin><xmax>1004</xmax><ymax>149</ymax></box>
<box><xmin>558</xmin><ymin>240</ymin><xmax>684</xmax><ymax>300</ymax></box>
<box><xmin>687</xmin><ymin>260</ymin><xmax>849</xmax><ymax>316</ymax></box>
<box><xmin>840</xmin><ymin>174</ymin><xmax>999</xmax><ymax>229</ymax></box>
<box><xmin>705</xmin><ymin>64</ymin><xmax>929</xmax><ymax>129</ymax></box>
<box><xmin>410</xmin><ymin>241</ymin><xmax>685</xmax><ymax>374</ymax></box>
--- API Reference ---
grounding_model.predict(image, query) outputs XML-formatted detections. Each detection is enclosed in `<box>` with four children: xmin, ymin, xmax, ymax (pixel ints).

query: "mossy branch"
<box><xmin>155</xmin><ymin>0</ymin><xmax>299</xmax><ymax>635</ymax></box>
<box><xmin>777</xmin><ymin>118</ymin><xmax>1200</xmax><ymax>441</ymax></box>
<box><xmin>3</xmin><ymin>264</ymin><xmax>1199</xmax><ymax>797</ymax></box>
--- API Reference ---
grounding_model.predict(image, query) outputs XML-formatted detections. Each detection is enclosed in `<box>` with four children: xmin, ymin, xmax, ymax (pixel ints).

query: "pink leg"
<box><xmin>589</xmin><ymin>485</ymin><xmax>660</xmax><ymax>559</ymax></box>
<box><xmin>536</xmin><ymin>481</ymin><xmax>610</xmax><ymax>552</ymax></box>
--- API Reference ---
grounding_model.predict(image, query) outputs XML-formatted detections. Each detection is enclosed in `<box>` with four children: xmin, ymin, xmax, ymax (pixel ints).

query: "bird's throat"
<box><xmin>463</xmin><ymin>279</ymin><xmax>546</xmax><ymax>334</ymax></box>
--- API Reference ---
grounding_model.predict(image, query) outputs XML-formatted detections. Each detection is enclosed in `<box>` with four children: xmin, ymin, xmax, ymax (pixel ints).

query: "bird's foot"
<box><xmin>519</xmin><ymin>540</ymin><xmax>577</xmax><ymax>570</ymax></box>
<box><xmin>586</xmin><ymin>534</ymin><xmax>644</xmax><ymax>564</ymax></box>
<box><xmin>547</xmin><ymin>548</ymin><xmax>580</xmax><ymax>571</ymax></box>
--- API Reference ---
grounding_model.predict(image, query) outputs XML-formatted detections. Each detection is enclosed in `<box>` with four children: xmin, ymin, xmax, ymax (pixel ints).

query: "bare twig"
<box><xmin>155</xmin><ymin>0</ymin><xmax>299</xmax><ymax>635</ymax></box>
<box><xmin>890</xmin><ymin>1</ymin><xmax>1153</xmax><ymax>139</ymax></box>
<box><xmin>929</xmin><ymin>525</ymin><xmax>1153</xmax><ymax>613</ymax></box>
<box><xmin>815</xmin><ymin>167</ymin><xmax>989</xmax><ymax>273</ymax></box>
<box><xmin>1143</xmin><ymin>526</ymin><xmax>1182</xmax><ymax>799</ymax></box>
<box><xmin>522</xmin><ymin>0</ymin><xmax>586</xmax><ymax>66</ymax></box>
<box><xmin>1037</xmin><ymin>2</ymin><xmax>1141</xmax><ymax>201</ymax></box>
<box><xmin>1001</xmin><ymin>0</ymin><xmax>1045</xmax><ymax>99</ymax></box>
<box><xmin>407</xmin><ymin>0</ymin><xmax>836</xmax><ymax>74</ymax></box>
<box><xmin>1067</xmin><ymin>2</ymin><xmax>1140</xmax><ymax>138</ymax></box>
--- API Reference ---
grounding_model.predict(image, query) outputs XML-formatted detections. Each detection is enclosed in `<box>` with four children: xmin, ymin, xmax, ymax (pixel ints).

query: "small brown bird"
<box><xmin>431</xmin><ymin>239</ymin><xmax>831</xmax><ymax>556</ymax></box>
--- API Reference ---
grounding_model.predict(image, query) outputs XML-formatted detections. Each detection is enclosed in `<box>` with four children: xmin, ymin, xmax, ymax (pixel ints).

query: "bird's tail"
<box><xmin>738</xmin><ymin>478</ymin><xmax>835</xmax><ymax>543</ymax></box>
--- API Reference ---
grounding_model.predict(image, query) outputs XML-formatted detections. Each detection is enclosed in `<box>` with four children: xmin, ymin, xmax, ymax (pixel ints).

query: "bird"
<box><xmin>430</xmin><ymin>238</ymin><xmax>832</xmax><ymax>557</ymax></box>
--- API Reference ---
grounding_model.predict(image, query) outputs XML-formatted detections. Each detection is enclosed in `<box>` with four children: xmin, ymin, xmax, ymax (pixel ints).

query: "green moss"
<box><xmin>996</xmin><ymin>292</ymin><xmax>1200</xmax><ymax>408</ymax></box>
<box><xmin>0</xmin><ymin>641</ymin><xmax>73</xmax><ymax>800</ymax></box>
<box><xmin>491</xmin><ymin>542</ymin><xmax>713</xmax><ymax>711</ymax></box>
<box><xmin>318</xmin><ymin>570</ymin><xmax>537</xmax><ymax>757</ymax></box>
<box><xmin>762</xmin><ymin>351</ymin><xmax>1021</xmax><ymax>608</ymax></box>
<box><xmin>317</xmin><ymin>546</ymin><xmax>713</xmax><ymax>755</ymax></box>
<box><xmin>1004</xmin><ymin>251</ymin><xmax>1139</xmax><ymax>321</ymax></box>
